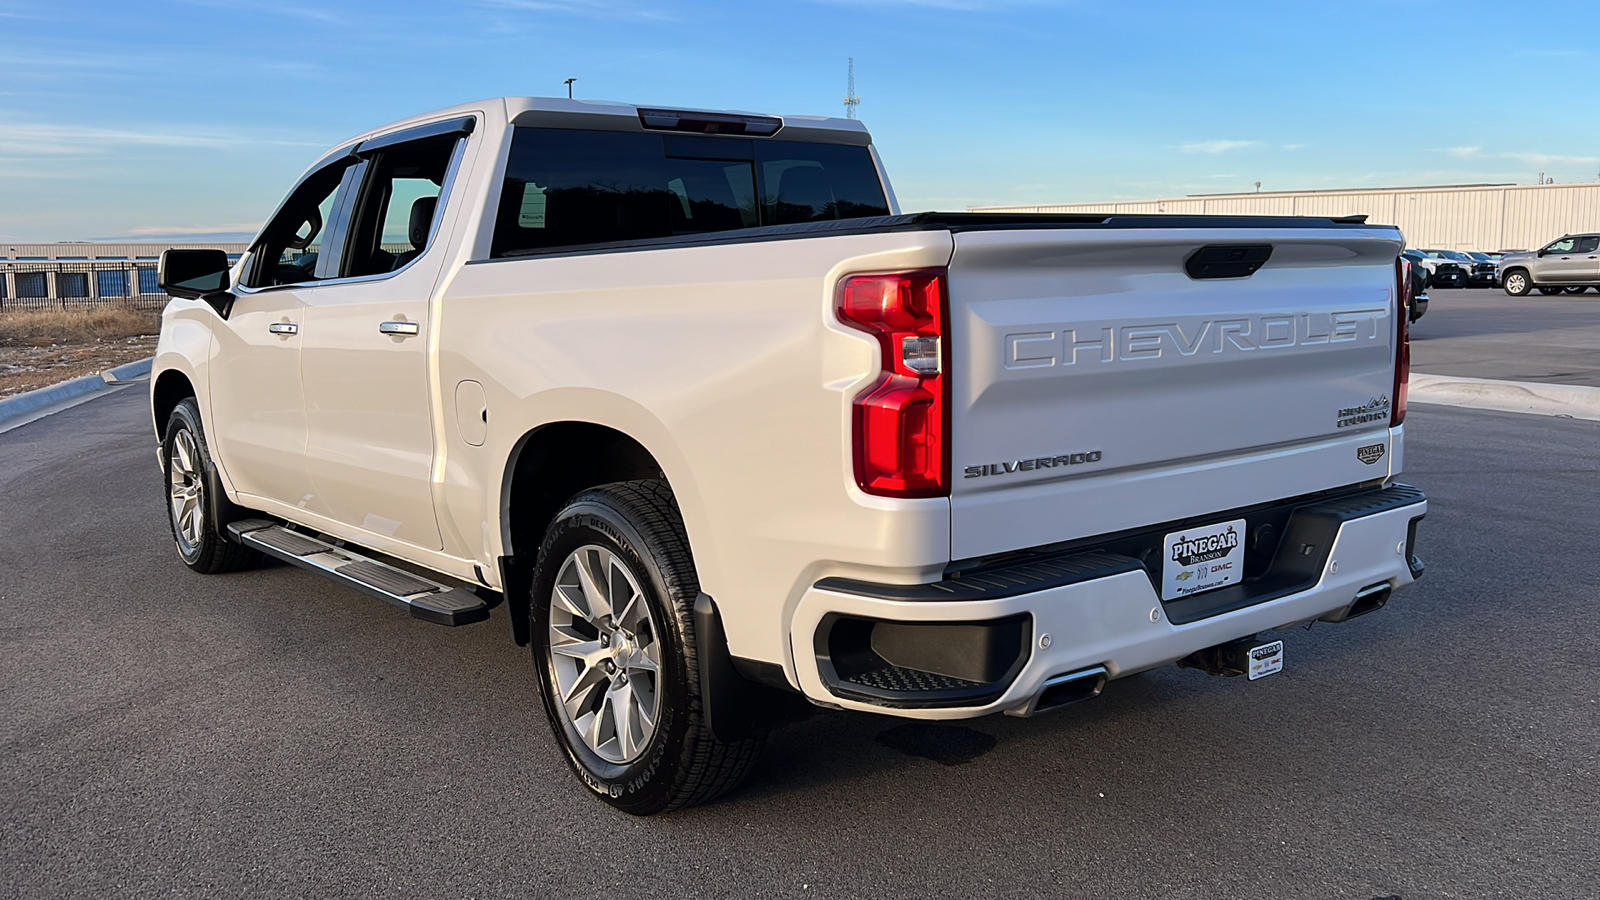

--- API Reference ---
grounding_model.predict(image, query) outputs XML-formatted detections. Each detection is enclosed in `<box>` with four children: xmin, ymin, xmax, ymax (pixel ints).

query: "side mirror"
<box><xmin>158</xmin><ymin>249</ymin><xmax>235</xmax><ymax>317</ymax></box>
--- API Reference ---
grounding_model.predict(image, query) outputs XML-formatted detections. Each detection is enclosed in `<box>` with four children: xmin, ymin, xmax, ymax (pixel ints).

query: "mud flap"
<box><xmin>694</xmin><ymin>593</ymin><xmax>809</xmax><ymax>742</ymax></box>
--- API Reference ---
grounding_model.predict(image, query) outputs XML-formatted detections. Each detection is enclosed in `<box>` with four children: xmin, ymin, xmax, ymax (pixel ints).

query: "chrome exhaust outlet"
<box><xmin>1005</xmin><ymin>665</ymin><xmax>1108</xmax><ymax>718</ymax></box>
<box><xmin>1320</xmin><ymin>581</ymin><xmax>1392</xmax><ymax>624</ymax></box>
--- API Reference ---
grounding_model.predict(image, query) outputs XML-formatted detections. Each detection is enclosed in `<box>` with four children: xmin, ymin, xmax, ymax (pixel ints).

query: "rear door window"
<box><xmin>492</xmin><ymin>128</ymin><xmax>888</xmax><ymax>257</ymax></box>
<box><xmin>340</xmin><ymin>134</ymin><xmax>462</xmax><ymax>278</ymax></box>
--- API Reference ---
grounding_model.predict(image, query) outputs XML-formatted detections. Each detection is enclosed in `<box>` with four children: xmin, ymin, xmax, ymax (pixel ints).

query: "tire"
<box><xmin>1538</xmin><ymin>286</ymin><xmax>1564</xmax><ymax>295</ymax></box>
<box><xmin>162</xmin><ymin>398</ymin><xmax>258</xmax><ymax>573</ymax></box>
<box><xmin>1564</xmin><ymin>286</ymin><xmax>1589</xmax><ymax>294</ymax></box>
<box><xmin>529</xmin><ymin>480</ymin><xmax>763</xmax><ymax>814</ymax></box>
<box><xmin>1502</xmin><ymin>270</ymin><xmax>1531</xmax><ymax>296</ymax></box>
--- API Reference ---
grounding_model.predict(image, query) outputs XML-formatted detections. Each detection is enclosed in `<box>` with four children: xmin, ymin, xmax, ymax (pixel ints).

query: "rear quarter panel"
<box><xmin>434</xmin><ymin>230</ymin><xmax>955</xmax><ymax>667</ymax></box>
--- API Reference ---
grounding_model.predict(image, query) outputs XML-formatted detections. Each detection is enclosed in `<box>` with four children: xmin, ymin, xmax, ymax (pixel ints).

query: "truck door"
<box><xmin>1536</xmin><ymin>236</ymin><xmax>1589</xmax><ymax>284</ymax></box>
<box><xmin>212</xmin><ymin>155</ymin><xmax>358</xmax><ymax>511</ymax></box>
<box><xmin>298</xmin><ymin>120</ymin><xmax>474</xmax><ymax>551</ymax></box>
<box><xmin>1574</xmin><ymin>235</ymin><xmax>1600</xmax><ymax>284</ymax></box>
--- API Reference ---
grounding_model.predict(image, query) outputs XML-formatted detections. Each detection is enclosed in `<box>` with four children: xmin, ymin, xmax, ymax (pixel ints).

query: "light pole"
<box><xmin>564</xmin><ymin>78</ymin><xmax>576</xmax><ymax>99</ymax></box>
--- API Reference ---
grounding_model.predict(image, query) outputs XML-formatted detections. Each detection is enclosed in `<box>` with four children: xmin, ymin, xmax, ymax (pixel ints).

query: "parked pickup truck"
<box><xmin>154</xmin><ymin>97</ymin><xmax>1427</xmax><ymax>814</ymax></box>
<box><xmin>1498</xmin><ymin>233</ymin><xmax>1600</xmax><ymax>296</ymax></box>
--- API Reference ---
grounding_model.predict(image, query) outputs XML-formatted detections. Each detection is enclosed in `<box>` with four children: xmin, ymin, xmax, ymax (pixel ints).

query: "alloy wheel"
<box><xmin>168</xmin><ymin>429</ymin><xmax>205</xmax><ymax>555</ymax></box>
<box><xmin>547</xmin><ymin>544</ymin><xmax>664</xmax><ymax>764</ymax></box>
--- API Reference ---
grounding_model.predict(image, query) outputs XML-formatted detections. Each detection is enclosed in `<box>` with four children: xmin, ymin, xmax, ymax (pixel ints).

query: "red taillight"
<box><xmin>1393</xmin><ymin>256</ymin><xmax>1411</xmax><ymax>427</ymax></box>
<box><xmin>838</xmin><ymin>270</ymin><xmax>948</xmax><ymax>497</ymax></box>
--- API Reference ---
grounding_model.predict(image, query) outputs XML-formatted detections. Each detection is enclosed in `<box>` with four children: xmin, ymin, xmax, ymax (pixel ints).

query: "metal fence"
<box><xmin>0</xmin><ymin>262</ymin><xmax>169</xmax><ymax>311</ymax></box>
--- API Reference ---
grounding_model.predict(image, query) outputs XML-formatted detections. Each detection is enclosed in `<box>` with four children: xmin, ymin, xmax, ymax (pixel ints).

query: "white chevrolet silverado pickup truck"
<box><xmin>153</xmin><ymin>97</ymin><xmax>1427</xmax><ymax>814</ymax></box>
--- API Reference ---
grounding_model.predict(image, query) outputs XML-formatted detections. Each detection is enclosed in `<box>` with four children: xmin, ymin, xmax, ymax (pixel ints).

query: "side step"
<box><xmin>227</xmin><ymin>519</ymin><xmax>489</xmax><ymax>626</ymax></box>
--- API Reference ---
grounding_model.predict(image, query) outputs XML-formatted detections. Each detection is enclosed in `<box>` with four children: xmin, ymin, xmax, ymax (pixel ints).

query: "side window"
<box><xmin>246</xmin><ymin>159</ymin><xmax>356</xmax><ymax>287</ymax></box>
<box><xmin>490</xmin><ymin>128</ymin><xmax>890</xmax><ymax>257</ymax></box>
<box><xmin>758</xmin><ymin>141</ymin><xmax>890</xmax><ymax>225</ymax></box>
<box><xmin>341</xmin><ymin>135</ymin><xmax>462</xmax><ymax>278</ymax></box>
<box><xmin>492</xmin><ymin>129</ymin><xmax>755</xmax><ymax>257</ymax></box>
<box><xmin>1574</xmin><ymin>236</ymin><xmax>1599</xmax><ymax>254</ymax></box>
<box><xmin>1546</xmin><ymin>238</ymin><xmax>1576</xmax><ymax>253</ymax></box>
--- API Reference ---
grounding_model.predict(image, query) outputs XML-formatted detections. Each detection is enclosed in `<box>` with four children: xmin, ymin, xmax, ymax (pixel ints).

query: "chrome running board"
<box><xmin>227</xmin><ymin>519</ymin><xmax>489</xmax><ymax>626</ymax></box>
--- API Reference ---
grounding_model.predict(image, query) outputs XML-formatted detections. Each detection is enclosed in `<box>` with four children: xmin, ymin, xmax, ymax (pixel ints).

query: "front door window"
<box><xmin>246</xmin><ymin>159</ymin><xmax>356</xmax><ymax>287</ymax></box>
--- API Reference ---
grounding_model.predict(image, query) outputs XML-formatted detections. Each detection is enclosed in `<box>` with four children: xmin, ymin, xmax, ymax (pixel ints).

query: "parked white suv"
<box><xmin>152</xmin><ymin>97</ymin><xmax>1428</xmax><ymax>813</ymax></box>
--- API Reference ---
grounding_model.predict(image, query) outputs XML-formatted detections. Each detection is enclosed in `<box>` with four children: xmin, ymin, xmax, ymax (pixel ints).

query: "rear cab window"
<box><xmin>490</xmin><ymin>128</ymin><xmax>889</xmax><ymax>257</ymax></box>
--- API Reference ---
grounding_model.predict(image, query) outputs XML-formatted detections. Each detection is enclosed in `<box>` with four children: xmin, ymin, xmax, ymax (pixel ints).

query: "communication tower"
<box><xmin>844</xmin><ymin>58</ymin><xmax>860</xmax><ymax>119</ymax></box>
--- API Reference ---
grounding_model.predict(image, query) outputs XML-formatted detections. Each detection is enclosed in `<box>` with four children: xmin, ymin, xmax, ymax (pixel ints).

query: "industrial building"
<box><xmin>0</xmin><ymin>241</ymin><xmax>250</xmax><ymax>309</ymax></box>
<box><xmin>972</xmin><ymin>182</ymin><xmax>1600</xmax><ymax>252</ymax></box>
<box><xmin>8</xmin><ymin>182</ymin><xmax>1600</xmax><ymax>299</ymax></box>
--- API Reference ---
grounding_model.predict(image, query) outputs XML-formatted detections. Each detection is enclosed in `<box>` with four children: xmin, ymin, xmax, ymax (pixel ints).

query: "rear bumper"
<box><xmin>789</xmin><ymin>484</ymin><xmax>1426</xmax><ymax>719</ymax></box>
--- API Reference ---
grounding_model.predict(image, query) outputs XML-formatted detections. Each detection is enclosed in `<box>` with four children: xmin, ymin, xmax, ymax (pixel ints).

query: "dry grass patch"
<box><xmin>0</xmin><ymin>305</ymin><xmax>162</xmax><ymax>398</ymax></box>
<box><xmin>0</xmin><ymin>305</ymin><xmax>160</xmax><ymax>347</ymax></box>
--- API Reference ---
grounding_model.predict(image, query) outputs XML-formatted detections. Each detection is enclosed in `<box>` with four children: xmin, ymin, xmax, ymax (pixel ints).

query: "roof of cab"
<box><xmin>335</xmin><ymin>96</ymin><xmax>869</xmax><ymax>150</ymax></box>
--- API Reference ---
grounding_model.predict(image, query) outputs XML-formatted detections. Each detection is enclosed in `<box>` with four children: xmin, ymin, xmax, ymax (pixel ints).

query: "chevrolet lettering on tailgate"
<box><xmin>1004</xmin><ymin>309</ymin><xmax>1390</xmax><ymax>369</ymax></box>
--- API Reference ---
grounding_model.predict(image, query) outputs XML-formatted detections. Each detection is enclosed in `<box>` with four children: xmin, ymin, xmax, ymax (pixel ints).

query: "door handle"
<box><xmin>268</xmin><ymin>322</ymin><xmax>299</xmax><ymax>335</ymax></box>
<box><xmin>379</xmin><ymin>321</ymin><xmax>420</xmax><ymax>336</ymax></box>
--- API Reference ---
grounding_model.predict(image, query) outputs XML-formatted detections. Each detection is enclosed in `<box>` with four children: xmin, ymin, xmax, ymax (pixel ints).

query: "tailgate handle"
<box><xmin>1185</xmin><ymin>244</ymin><xmax>1273</xmax><ymax>280</ymax></box>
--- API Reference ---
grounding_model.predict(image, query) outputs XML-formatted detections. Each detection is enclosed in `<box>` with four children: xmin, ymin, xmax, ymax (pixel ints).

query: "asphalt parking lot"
<box><xmin>4</xmin><ymin>296</ymin><xmax>1599</xmax><ymax>899</ymax></box>
<box><xmin>1411</xmin><ymin>286</ymin><xmax>1600</xmax><ymax>386</ymax></box>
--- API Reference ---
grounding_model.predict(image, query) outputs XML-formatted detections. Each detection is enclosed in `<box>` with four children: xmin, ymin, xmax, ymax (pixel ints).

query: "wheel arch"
<box><xmin>151</xmin><ymin>367</ymin><xmax>196</xmax><ymax>439</ymax></box>
<box><xmin>497</xmin><ymin>419</ymin><xmax>695</xmax><ymax>646</ymax></box>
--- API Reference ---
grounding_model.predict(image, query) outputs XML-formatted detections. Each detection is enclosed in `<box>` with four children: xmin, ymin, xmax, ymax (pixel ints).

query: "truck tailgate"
<box><xmin>947</xmin><ymin>226</ymin><xmax>1403</xmax><ymax>561</ymax></box>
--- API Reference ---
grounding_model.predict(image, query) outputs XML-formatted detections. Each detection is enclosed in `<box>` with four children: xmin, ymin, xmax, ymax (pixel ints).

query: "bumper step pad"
<box><xmin>227</xmin><ymin>519</ymin><xmax>489</xmax><ymax>626</ymax></box>
<box><xmin>847</xmin><ymin>666</ymin><xmax>982</xmax><ymax>694</ymax></box>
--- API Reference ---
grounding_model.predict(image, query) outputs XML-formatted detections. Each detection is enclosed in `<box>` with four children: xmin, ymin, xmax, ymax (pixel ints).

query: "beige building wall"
<box><xmin>0</xmin><ymin>241</ymin><xmax>250</xmax><ymax>260</ymax></box>
<box><xmin>975</xmin><ymin>183</ymin><xmax>1600</xmax><ymax>251</ymax></box>
<box><xmin>0</xmin><ymin>242</ymin><xmax>251</xmax><ymax>306</ymax></box>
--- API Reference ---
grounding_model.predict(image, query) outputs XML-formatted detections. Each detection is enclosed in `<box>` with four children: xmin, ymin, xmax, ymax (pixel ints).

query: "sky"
<box><xmin>2</xmin><ymin>0</ymin><xmax>1597</xmax><ymax>242</ymax></box>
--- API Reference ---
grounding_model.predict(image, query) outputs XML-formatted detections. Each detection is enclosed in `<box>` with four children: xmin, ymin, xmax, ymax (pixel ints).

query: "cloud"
<box><xmin>807</xmin><ymin>0</ymin><xmax>1016</xmax><ymax>8</ymax></box>
<box><xmin>0</xmin><ymin>51</ymin><xmax>175</xmax><ymax>75</ymax></box>
<box><xmin>1179</xmin><ymin>140</ymin><xmax>1260</xmax><ymax>154</ymax></box>
<box><xmin>1447</xmin><ymin>146</ymin><xmax>1599</xmax><ymax>166</ymax></box>
<box><xmin>81</xmin><ymin>226</ymin><xmax>263</xmax><ymax>242</ymax></box>
<box><xmin>1513</xmin><ymin>48</ymin><xmax>1586</xmax><ymax>58</ymax></box>
<box><xmin>120</xmin><ymin>224</ymin><xmax>263</xmax><ymax>236</ymax></box>
<box><xmin>1283</xmin><ymin>143</ymin><xmax>1306</xmax><ymax>151</ymax></box>
<box><xmin>475</xmin><ymin>0</ymin><xmax>677</xmax><ymax>20</ymax></box>
<box><xmin>173</xmin><ymin>0</ymin><xmax>345</xmax><ymax>25</ymax></box>
<box><xmin>0</xmin><ymin>121</ymin><xmax>322</xmax><ymax>157</ymax></box>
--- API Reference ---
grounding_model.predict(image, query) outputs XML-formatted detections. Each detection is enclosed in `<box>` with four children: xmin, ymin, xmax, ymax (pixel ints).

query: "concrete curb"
<box><xmin>1410</xmin><ymin>373</ymin><xmax>1600</xmax><ymax>422</ymax></box>
<box><xmin>0</xmin><ymin>356</ymin><xmax>153</xmax><ymax>432</ymax></box>
<box><xmin>103</xmin><ymin>358</ymin><xmax>153</xmax><ymax>384</ymax></box>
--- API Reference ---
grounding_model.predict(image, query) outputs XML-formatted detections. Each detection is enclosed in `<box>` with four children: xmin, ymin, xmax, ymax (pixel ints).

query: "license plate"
<box><xmin>1248</xmin><ymin>640</ymin><xmax>1284</xmax><ymax>680</ymax></box>
<box><xmin>1161</xmin><ymin>518</ymin><xmax>1246</xmax><ymax>601</ymax></box>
